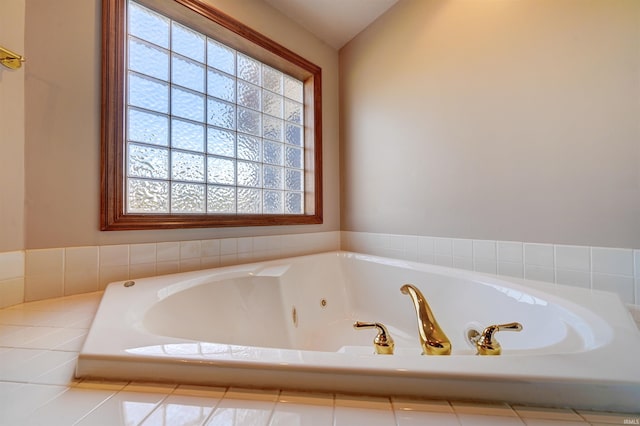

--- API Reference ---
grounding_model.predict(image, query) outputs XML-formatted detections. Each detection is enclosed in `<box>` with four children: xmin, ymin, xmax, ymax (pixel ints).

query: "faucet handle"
<box><xmin>468</xmin><ymin>322</ymin><xmax>523</xmax><ymax>356</ymax></box>
<box><xmin>353</xmin><ymin>321</ymin><xmax>395</xmax><ymax>355</ymax></box>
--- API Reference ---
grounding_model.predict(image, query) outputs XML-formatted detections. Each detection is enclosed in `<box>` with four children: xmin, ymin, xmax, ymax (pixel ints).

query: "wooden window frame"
<box><xmin>101</xmin><ymin>0</ymin><xmax>323</xmax><ymax>230</ymax></box>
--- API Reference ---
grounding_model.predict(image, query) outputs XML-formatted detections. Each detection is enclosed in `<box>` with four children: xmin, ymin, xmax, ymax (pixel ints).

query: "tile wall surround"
<box><xmin>2</xmin><ymin>230</ymin><xmax>640</xmax><ymax>316</ymax></box>
<box><xmin>342</xmin><ymin>231</ymin><xmax>640</xmax><ymax>310</ymax></box>
<box><xmin>0</xmin><ymin>231</ymin><xmax>340</xmax><ymax>307</ymax></box>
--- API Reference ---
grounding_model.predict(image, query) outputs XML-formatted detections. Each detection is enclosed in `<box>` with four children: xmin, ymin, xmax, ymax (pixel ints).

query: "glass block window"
<box><xmin>125</xmin><ymin>0</ymin><xmax>305</xmax><ymax>215</ymax></box>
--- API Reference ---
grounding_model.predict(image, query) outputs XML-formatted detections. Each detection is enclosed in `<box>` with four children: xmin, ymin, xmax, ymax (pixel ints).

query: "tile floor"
<box><xmin>0</xmin><ymin>292</ymin><xmax>638</xmax><ymax>425</ymax></box>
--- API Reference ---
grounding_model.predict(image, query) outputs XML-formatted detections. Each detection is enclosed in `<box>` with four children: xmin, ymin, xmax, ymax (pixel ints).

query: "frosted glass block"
<box><xmin>237</xmin><ymin>53</ymin><xmax>261</xmax><ymax>85</ymax></box>
<box><xmin>129</xmin><ymin>72</ymin><xmax>169</xmax><ymax>113</ymax></box>
<box><xmin>172</xmin><ymin>87</ymin><xmax>204</xmax><ymax>121</ymax></box>
<box><xmin>171</xmin><ymin>182</ymin><xmax>205</xmax><ymax>213</ymax></box>
<box><xmin>263</xmin><ymin>191</ymin><xmax>283</xmax><ymax>214</ymax></box>
<box><xmin>263</xmin><ymin>165</ymin><xmax>283</xmax><ymax>189</ymax></box>
<box><xmin>171</xmin><ymin>119</ymin><xmax>204</xmax><ymax>152</ymax></box>
<box><xmin>127</xmin><ymin>143</ymin><xmax>169</xmax><ymax>179</ymax></box>
<box><xmin>207</xmin><ymin>185</ymin><xmax>236</xmax><ymax>213</ymax></box>
<box><xmin>263</xmin><ymin>91</ymin><xmax>283</xmax><ymax>118</ymax></box>
<box><xmin>285</xmin><ymin>145</ymin><xmax>303</xmax><ymax>169</ymax></box>
<box><xmin>207</xmin><ymin>39</ymin><xmax>235</xmax><ymax>75</ymax></box>
<box><xmin>172</xmin><ymin>22</ymin><xmax>205</xmax><ymax>63</ymax></box>
<box><xmin>285</xmin><ymin>168</ymin><xmax>302</xmax><ymax>191</ymax></box>
<box><xmin>172</xmin><ymin>151</ymin><xmax>205</xmax><ymax>182</ymax></box>
<box><xmin>237</xmin><ymin>161</ymin><xmax>261</xmax><ymax>188</ymax></box>
<box><xmin>237</xmin><ymin>107</ymin><xmax>261</xmax><ymax>136</ymax></box>
<box><xmin>284</xmin><ymin>99</ymin><xmax>303</xmax><ymax>124</ymax></box>
<box><xmin>285</xmin><ymin>192</ymin><xmax>303</xmax><ymax>214</ymax></box>
<box><xmin>128</xmin><ymin>2</ymin><xmax>169</xmax><ymax>48</ymax></box>
<box><xmin>264</xmin><ymin>141</ymin><xmax>283</xmax><ymax>165</ymax></box>
<box><xmin>128</xmin><ymin>37</ymin><xmax>169</xmax><ymax>81</ymax></box>
<box><xmin>237</xmin><ymin>134</ymin><xmax>261</xmax><ymax>162</ymax></box>
<box><xmin>263</xmin><ymin>66</ymin><xmax>283</xmax><ymax>94</ymax></box>
<box><xmin>207</xmin><ymin>156</ymin><xmax>235</xmax><ymax>185</ymax></box>
<box><xmin>285</xmin><ymin>123</ymin><xmax>303</xmax><ymax>146</ymax></box>
<box><xmin>284</xmin><ymin>75</ymin><xmax>303</xmax><ymax>102</ymax></box>
<box><xmin>237</xmin><ymin>188</ymin><xmax>261</xmax><ymax>214</ymax></box>
<box><xmin>172</xmin><ymin>54</ymin><xmax>205</xmax><ymax>92</ymax></box>
<box><xmin>207</xmin><ymin>69</ymin><xmax>235</xmax><ymax>102</ymax></box>
<box><xmin>127</xmin><ymin>107</ymin><xmax>168</xmax><ymax>146</ymax></box>
<box><xmin>207</xmin><ymin>98</ymin><xmax>236</xmax><ymax>130</ymax></box>
<box><xmin>127</xmin><ymin>178</ymin><xmax>169</xmax><ymax>213</ymax></box>
<box><xmin>263</xmin><ymin>116</ymin><xmax>283</xmax><ymax>142</ymax></box>
<box><xmin>237</xmin><ymin>81</ymin><xmax>261</xmax><ymax>110</ymax></box>
<box><xmin>207</xmin><ymin>127</ymin><xmax>235</xmax><ymax>157</ymax></box>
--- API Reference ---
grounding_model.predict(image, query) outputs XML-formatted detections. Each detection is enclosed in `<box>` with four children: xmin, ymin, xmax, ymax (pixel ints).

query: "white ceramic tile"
<box><xmin>474</xmin><ymin>240</ymin><xmax>497</xmax><ymax>260</ymax></box>
<box><xmin>129</xmin><ymin>262</ymin><xmax>157</xmax><ymax>279</ymax></box>
<box><xmin>591</xmin><ymin>247</ymin><xmax>634</xmax><ymax>276</ymax></box>
<box><xmin>434</xmin><ymin>238</ymin><xmax>453</xmax><ymax>256</ymax></box>
<box><xmin>204</xmin><ymin>388</ymin><xmax>278</xmax><ymax>426</ymax></box>
<box><xmin>236</xmin><ymin>237</ymin><xmax>253</xmax><ymax>253</ymax></box>
<box><xmin>555</xmin><ymin>245</ymin><xmax>590</xmax><ymax>272</ymax></box>
<box><xmin>98</xmin><ymin>265</ymin><xmax>128</xmax><ymax>290</ymax></box>
<box><xmin>99</xmin><ymin>244</ymin><xmax>129</xmax><ymax>267</ymax></box>
<box><xmin>454</xmin><ymin>256</ymin><xmax>474</xmax><ymax>270</ymax></box>
<box><xmin>201</xmin><ymin>256</ymin><xmax>220</xmax><ymax>269</ymax></box>
<box><xmin>402</xmin><ymin>235</ymin><xmax>418</xmax><ymax>261</ymax></box>
<box><xmin>156</xmin><ymin>261</ymin><xmax>180</xmax><ymax>276</ymax></box>
<box><xmin>521</xmin><ymin>419</ymin><xmax>587</xmax><ymax>425</ymax></box>
<box><xmin>392</xmin><ymin>398</ymin><xmax>458</xmax><ymax>426</ymax></box>
<box><xmin>555</xmin><ymin>269</ymin><xmax>591</xmax><ymax>289</ymax></box>
<box><xmin>512</xmin><ymin>405</ymin><xmax>583</xmax><ymax>421</ymax></box>
<box><xmin>180</xmin><ymin>240</ymin><xmax>202</xmax><ymax>259</ymax></box>
<box><xmin>417</xmin><ymin>236</ymin><xmax>435</xmax><ymax>256</ymax></box>
<box><xmin>592</xmin><ymin>273</ymin><xmax>635</xmax><ymax>304</ymax></box>
<box><xmin>453</xmin><ymin>401</ymin><xmax>524</xmax><ymax>426</ymax></box>
<box><xmin>0</xmin><ymin>277</ymin><xmax>24</xmax><ymax>308</ymax></box>
<box><xmin>157</xmin><ymin>242</ymin><xmax>180</xmax><ymax>262</ymax></box>
<box><xmin>0</xmin><ymin>383</ymin><xmax>68</xmax><ymax>425</ymax></box>
<box><xmin>634</xmin><ymin>250</ymin><xmax>640</xmax><ymax>278</ymax></box>
<box><xmin>498</xmin><ymin>241</ymin><xmax>523</xmax><ymax>263</ymax></box>
<box><xmin>453</xmin><ymin>239</ymin><xmax>473</xmax><ymax>258</ymax></box>
<box><xmin>76</xmin><ymin>383</ymin><xmax>175</xmax><ymax>426</ymax></box>
<box><xmin>434</xmin><ymin>255</ymin><xmax>453</xmax><ymax>267</ymax></box>
<box><xmin>65</xmin><ymin>247</ymin><xmax>99</xmax><ymax>296</ymax></box>
<box><xmin>524</xmin><ymin>244</ymin><xmax>554</xmax><ymax>268</ymax></box>
<box><xmin>475</xmin><ymin>258</ymin><xmax>497</xmax><ymax>274</ymax></box>
<box><xmin>130</xmin><ymin>243</ymin><xmax>156</xmax><ymax>264</ymax></box>
<box><xmin>524</xmin><ymin>265</ymin><xmax>555</xmax><ymax>283</ymax></box>
<box><xmin>219</xmin><ymin>253</ymin><xmax>238</xmax><ymax>266</ymax></box>
<box><xmin>576</xmin><ymin>410</ymin><xmax>640</xmax><ymax>424</ymax></box>
<box><xmin>202</xmin><ymin>239</ymin><xmax>221</xmax><ymax>257</ymax></box>
<box><xmin>0</xmin><ymin>250</ymin><xmax>24</xmax><ymax>280</ymax></box>
<box><xmin>180</xmin><ymin>258</ymin><xmax>202</xmax><ymax>272</ymax></box>
<box><xmin>140</xmin><ymin>393</ymin><xmax>220</xmax><ymax>425</ymax></box>
<box><xmin>636</xmin><ymin>278</ymin><xmax>640</xmax><ymax>306</ymax></box>
<box><xmin>270</xmin><ymin>391</ymin><xmax>334</xmax><ymax>426</ymax></box>
<box><xmin>220</xmin><ymin>238</ymin><xmax>238</xmax><ymax>256</ymax></box>
<box><xmin>25</xmin><ymin>248</ymin><xmax>65</xmax><ymax>301</ymax></box>
<box><xmin>498</xmin><ymin>262</ymin><xmax>524</xmax><ymax>278</ymax></box>
<box><xmin>334</xmin><ymin>395</ymin><xmax>395</xmax><ymax>426</ymax></box>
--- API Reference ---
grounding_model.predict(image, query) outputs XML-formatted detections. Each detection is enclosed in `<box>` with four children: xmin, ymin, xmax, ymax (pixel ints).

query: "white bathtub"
<box><xmin>77</xmin><ymin>251</ymin><xmax>640</xmax><ymax>411</ymax></box>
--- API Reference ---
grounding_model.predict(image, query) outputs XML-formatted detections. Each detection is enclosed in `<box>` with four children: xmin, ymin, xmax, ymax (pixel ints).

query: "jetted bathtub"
<box><xmin>77</xmin><ymin>251</ymin><xmax>640</xmax><ymax>411</ymax></box>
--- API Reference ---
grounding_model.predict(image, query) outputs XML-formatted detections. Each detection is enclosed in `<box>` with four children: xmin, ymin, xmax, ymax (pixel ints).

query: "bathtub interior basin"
<box><xmin>77</xmin><ymin>251</ymin><xmax>640</xmax><ymax>412</ymax></box>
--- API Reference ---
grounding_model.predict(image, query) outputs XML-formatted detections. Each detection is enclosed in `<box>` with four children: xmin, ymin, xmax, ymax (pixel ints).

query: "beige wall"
<box><xmin>0</xmin><ymin>0</ymin><xmax>26</xmax><ymax>252</ymax></box>
<box><xmin>340</xmin><ymin>0</ymin><xmax>640</xmax><ymax>249</ymax></box>
<box><xmin>24</xmin><ymin>0</ymin><xmax>340</xmax><ymax>249</ymax></box>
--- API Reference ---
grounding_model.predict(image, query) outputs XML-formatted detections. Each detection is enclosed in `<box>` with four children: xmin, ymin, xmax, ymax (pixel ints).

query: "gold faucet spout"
<box><xmin>400</xmin><ymin>284</ymin><xmax>451</xmax><ymax>355</ymax></box>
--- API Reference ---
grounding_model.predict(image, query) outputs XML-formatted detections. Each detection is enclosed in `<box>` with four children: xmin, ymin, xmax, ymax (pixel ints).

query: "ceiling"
<box><xmin>263</xmin><ymin>0</ymin><xmax>399</xmax><ymax>50</ymax></box>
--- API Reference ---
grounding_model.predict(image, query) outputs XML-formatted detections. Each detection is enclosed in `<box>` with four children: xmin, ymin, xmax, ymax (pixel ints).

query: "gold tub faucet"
<box><xmin>400</xmin><ymin>284</ymin><xmax>452</xmax><ymax>355</ymax></box>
